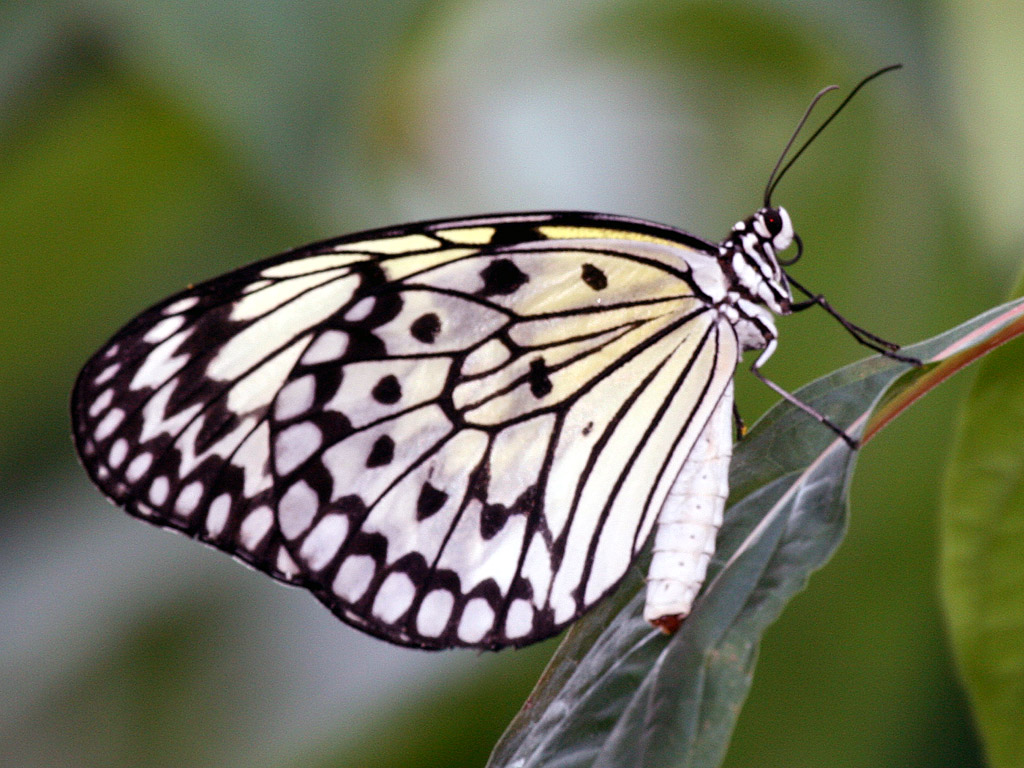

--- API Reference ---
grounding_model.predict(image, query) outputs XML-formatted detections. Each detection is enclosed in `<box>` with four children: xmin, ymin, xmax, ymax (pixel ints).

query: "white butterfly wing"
<box><xmin>72</xmin><ymin>213</ymin><xmax>738</xmax><ymax>649</ymax></box>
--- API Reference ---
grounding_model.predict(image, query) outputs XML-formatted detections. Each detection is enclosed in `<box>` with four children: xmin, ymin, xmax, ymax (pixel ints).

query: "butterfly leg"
<box><xmin>749</xmin><ymin>348</ymin><xmax>859</xmax><ymax>449</ymax></box>
<box><xmin>786</xmin><ymin>275</ymin><xmax>921</xmax><ymax>365</ymax></box>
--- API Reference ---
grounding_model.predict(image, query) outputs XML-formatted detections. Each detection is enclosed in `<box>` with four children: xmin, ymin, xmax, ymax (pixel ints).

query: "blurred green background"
<box><xmin>2</xmin><ymin>1</ymin><xmax>1021</xmax><ymax>766</ymax></box>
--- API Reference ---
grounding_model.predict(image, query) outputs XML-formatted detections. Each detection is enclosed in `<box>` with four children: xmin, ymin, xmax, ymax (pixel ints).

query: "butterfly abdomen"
<box><xmin>644</xmin><ymin>381</ymin><xmax>734</xmax><ymax>631</ymax></box>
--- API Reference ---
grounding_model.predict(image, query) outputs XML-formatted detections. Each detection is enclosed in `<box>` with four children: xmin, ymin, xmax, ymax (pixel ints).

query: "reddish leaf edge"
<box><xmin>863</xmin><ymin>301</ymin><xmax>1024</xmax><ymax>445</ymax></box>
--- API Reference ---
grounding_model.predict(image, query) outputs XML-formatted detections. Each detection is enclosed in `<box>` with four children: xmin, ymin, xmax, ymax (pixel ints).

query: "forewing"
<box><xmin>72</xmin><ymin>212</ymin><xmax>734</xmax><ymax>649</ymax></box>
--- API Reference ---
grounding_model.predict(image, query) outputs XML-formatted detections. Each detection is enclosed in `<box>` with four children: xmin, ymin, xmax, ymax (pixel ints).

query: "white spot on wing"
<box><xmin>88</xmin><ymin>388</ymin><xmax>114</xmax><ymax>418</ymax></box>
<box><xmin>148</xmin><ymin>476</ymin><xmax>169</xmax><ymax>506</ymax></box>
<box><xmin>279</xmin><ymin>480</ymin><xmax>319</xmax><ymax>540</ymax></box>
<box><xmin>417</xmin><ymin>590</ymin><xmax>455</xmax><ymax>637</ymax></box>
<box><xmin>274</xmin><ymin>422</ymin><xmax>323</xmax><ymax>476</ymax></box>
<box><xmin>94</xmin><ymin>408</ymin><xmax>125</xmax><ymax>441</ymax></box>
<box><xmin>373</xmin><ymin>571</ymin><xmax>417</xmax><ymax>623</ymax></box>
<box><xmin>174</xmin><ymin>481</ymin><xmax>204</xmax><ymax>517</ymax></box>
<box><xmin>276</xmin><ymin>547</ymin><xmax>300</xmax><ymax>578</ymax></box>
<box><xmin>505</xmin><ymin>599</ymin><xmax>534</xmax><ymax>639</ymax></box>
<box><xmin>333</xmin><ymin>555</ymin><xmax>376</xmax><ymax>602</ymax></box>
<box><xmin>240</xmin><ymin>506</ymin><xmax>274</xmax><ymax>550</ymax></box>
<box><xmin>302</xmin><ymin>330</ymin><xmax>348</xmax><ymax>364</ymax></box>
<box><xmin>163</xmin><ymin>297</ymin><xmax>199</xmax><ymax>315</ymax></box>
<box><xmin>143</xmin><ymin>315</ymin><xmax>185</xmax><ymax>344</ymax></box>
<box><xmin>108</xmin><ymin>438</ymin><xmax>128</xmax><ymax>468</ymax></box>
<box><xmin>205</xmin><ymin>494</ymin><xmax>232</xmax><ymax>537</ymax></box>
<box><xmin>345</xmin><ymin>297</ymin><xmax>375</xmax><ymax>322</ymax></box>
<box><xmin>125</xmin><ymin>452</ymin><xmax>153</xmax><ymax>483</ymax></box>
<box><xmin>94</xmin><ymin>362</ymin><xmax>121</xmax><ymax>385</ymax></box>
<box><xmin>551</xmin><ymin>587</ymin><xmax>577</xmax><ymax>625</ymax></box>
<box><xmin>458</xmin><ymin>598</ymin><xmax>494</xmax><ymax>643</ymax></box>
<box><xmin>242</xmin><ymin>279</ymin><xmax>272</xmax><ymax>294</ymax></box>
<box><xmin>298</xmin><ymin>513</ymin><xmax>349</xmax><ymax>571</ymax></box>
<box><xmin>274</xmin><ymin>374</ymin><xmax>316</xmax><ymax>421</ymax></box>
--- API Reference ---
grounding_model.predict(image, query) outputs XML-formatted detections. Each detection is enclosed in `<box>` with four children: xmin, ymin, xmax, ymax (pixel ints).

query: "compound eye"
<box><xmin>763</xmin><ymin>209</ymin><xmax>783</xmax><ymax>237</ymax></box>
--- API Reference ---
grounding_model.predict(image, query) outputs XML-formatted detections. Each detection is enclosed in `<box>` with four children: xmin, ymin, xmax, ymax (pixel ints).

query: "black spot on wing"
<box><xmin>410</xmin><ymin>312</ymin><xmax>441</xmax><ymax>343</ymax></box>
<box><xmin>580</xmin><ymin>263</ymin><xmax>608</xmax><ymax>290</ymax></box>
<box><xmin>528</xmin><ymin>357</ymin><xmax>552</xmax><ymax>398</ymax></box>
<box><xmin>343</xmin><ymin>329</ymin><xmax>386</xmax><ymax>362</ymax></box>
<box><xmin>416</xmin><ymin>482</ymin><xmax>448</xmax><ymax>520</ymax></box>
<box><xmin>371</xmin><ymin>375</ymin><xmax>402</xmax><ymax>404</ymax></box>
<box><xmin>366</xmin><ymin>435</ymin><xmax>395</xmax><ymax>467</ymax></box>
<box><xmin>480</xmin><ymin>504</ymin><xmax>509</xmax><ymax>540</ymax></box>
<box><xmin>477</xmin><ymin>259</ymin><xmax>528</xmax><ymax>297</ymax></box>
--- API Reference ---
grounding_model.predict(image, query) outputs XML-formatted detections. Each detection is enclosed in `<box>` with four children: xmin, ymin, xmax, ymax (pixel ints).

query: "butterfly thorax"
<box><xmin>714</xmin><ymin>206</ymin><xmax>796</xmax><ymax>357</ymax></box>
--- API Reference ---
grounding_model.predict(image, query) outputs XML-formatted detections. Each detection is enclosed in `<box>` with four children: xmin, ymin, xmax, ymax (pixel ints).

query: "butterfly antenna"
<box><xmin>763</xmin><ymin>84</ymin><xmax>838</xmax><ymax>206</ymax></box>
<box><xmin>764</xmin><ymin>64</ymin><xmax>902</xmax><ymax>206</ymax></box>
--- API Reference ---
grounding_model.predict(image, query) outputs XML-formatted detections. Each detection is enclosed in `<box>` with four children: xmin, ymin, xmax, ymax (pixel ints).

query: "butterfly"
<box><xmin>71</xmin><ymin>66</ymin><xmax>911</xmax><ymax>650</ymax></box>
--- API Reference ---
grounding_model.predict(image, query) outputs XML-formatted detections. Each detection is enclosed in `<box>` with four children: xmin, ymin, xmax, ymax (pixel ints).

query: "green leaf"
<box><xmin>942</xmin><ymin>285</ymin><xmax>1024</xmax><ymax>768</ymax></box>
<box><xmin>489</xmin><ymin>299</ymin><xmax>1024</xmax><ymax>768</ymax></box>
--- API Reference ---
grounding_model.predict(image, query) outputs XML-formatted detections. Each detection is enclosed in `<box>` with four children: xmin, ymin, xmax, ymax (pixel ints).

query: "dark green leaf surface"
<box><xmin>490</xmin><ymin>299</ymin><xmax>1024</xmax><ymax>768</ymax></box>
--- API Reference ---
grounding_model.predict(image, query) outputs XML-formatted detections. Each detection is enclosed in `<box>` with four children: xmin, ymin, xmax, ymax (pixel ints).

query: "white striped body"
<box><xmin>644</xmin><ymin>382</ymin><xmax>733</xmax><ymax>630</ymax></box>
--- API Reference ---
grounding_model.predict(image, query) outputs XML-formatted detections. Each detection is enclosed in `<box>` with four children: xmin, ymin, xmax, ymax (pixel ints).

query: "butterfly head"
<box><xmin>755</xmin><ymin>206</ymin><xmax>795</xmax><ymax>254</ymax></box>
